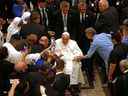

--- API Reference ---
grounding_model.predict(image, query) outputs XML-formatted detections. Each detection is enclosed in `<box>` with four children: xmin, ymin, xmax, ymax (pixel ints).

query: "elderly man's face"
<box><xmin>62</xmin><ymin>35</ymin><xmax>70</xmax><ymax>45</ymax></box>
<box><xmin>39</xmin><ymin>36</ymin><xmax>49</xmax><ymax>48</ymax></box>
<box><xmin>99</xmin><ymin>0</ymin><xmax>108</xmax><ymax>12</ymax></box>
<box><xmin>61</xmin><ymin>5</ymin><xmax>70</xmax><ymax>15</ymax></box>
<box><xmin>38</xmin><ymin>2</ymin><xmax>47</xmax><ymax>8</ymax></box>
<box><xmin>78</xmin><ymin>3</ymin><xmax>87</xmax><ymax>13</ymax></box>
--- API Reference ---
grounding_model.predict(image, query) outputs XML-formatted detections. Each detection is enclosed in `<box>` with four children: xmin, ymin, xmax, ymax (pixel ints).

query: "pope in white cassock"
<box><xmin>55</xmin><ymin>32</ymin><xmax>85</xmax><ymax>85</ymax></box>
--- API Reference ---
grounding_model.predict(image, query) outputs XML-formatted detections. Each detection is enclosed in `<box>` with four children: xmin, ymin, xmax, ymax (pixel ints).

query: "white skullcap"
<box><xmin>62</xmin><ymin>32</ymin><xmax>70</xmax><ymax>37</ymax></box>
<box><xmin>21</xmin><ymin>11</ymin><xmax>31</xmax><ymax>20</ymax></box>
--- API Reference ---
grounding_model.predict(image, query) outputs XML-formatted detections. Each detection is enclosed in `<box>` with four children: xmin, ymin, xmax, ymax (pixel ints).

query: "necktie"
<box><xmin>63</xmin><ymin>14</ymin><xmax>67</xmax><ymax>32</ymax></box>
<box><xmin>43</xmin><ymin>8</ymin><xmax>49</xmax><ymax>26</ymax></box>
<box><xmin>39</xmin><ymin>8</ymin><xmax>44</xmax><ymax>25</ymax></box>
<box><xmin>72</xmin><ymin>0</ymin><xmax>75</xmax><ymax>6</ymax></box>
<box><xmin>72</xmin><ymin>0</ymin><xmax>78</xmax><ymax>6</ymax></box>
<box><xmin>80</xmin><ymin>13</ymin><xmax>84</xmax><ymax>23</ymax></box>
<box><xmin>95</xmin><ymin>13</ymin><xmax>100</xmax><ymax>25</ymax></box>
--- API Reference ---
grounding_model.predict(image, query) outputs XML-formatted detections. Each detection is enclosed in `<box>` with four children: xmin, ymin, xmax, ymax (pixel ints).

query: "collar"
<box><xmin>80</xmin><ymin>12</ymin><xmax>85</xmax><ymax>15</ymax></box>
<box><xmin>56</xmin><ymin>71</ymin><xmax>64</xmax><ymax>75</ymax></box>
<box><xmin>62</xmin><ymin>12</ymin><xmax>68</xmax><ymax>16</ymax></box>
<box><xmin>124</xmin><ymin>69</ymin><xmax>128</xmax><ymax>74</ymax></box>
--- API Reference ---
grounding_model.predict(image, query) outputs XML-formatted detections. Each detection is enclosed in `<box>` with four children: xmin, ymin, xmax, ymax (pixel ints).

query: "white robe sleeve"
<box><xmin>72</xmin><ymin>41</ymin><xmax>83</xmax><ymax>56</ymax></box>
<box><xmin>68</xmin><ymin>41</ymin><xmax>83</xmax><ymax>60</ymax></box>
<box><xmin>25</xmin><ymin>53</ymin><xmax>41</xmax><ymax>65</ymax></box>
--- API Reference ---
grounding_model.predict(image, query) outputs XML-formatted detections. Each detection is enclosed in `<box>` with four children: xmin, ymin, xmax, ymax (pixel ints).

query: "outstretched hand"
<box><xmin>73</xmin><ymin>55</ymin><xmax>87</xmax><ymax>61</ymax></box>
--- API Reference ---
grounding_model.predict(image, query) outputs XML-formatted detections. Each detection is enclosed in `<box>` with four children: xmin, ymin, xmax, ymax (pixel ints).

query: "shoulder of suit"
<box><xmin>102</xmin><ymin>7</ymin><xmax>116</xmax><ymax>15</ymax></box>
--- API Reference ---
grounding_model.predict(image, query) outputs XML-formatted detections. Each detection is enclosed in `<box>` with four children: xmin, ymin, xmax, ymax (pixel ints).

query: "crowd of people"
<box><xmin>0</xmin><ymin>0</ymin><xmax>128</xmax><ymax>96</ymax></box>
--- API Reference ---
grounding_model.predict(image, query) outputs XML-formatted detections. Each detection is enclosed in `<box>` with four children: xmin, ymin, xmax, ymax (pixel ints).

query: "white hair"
<box><xmin>62</xmin><ymin>32</ymin><xmax>70</xmax><ymax>37</ymax></box>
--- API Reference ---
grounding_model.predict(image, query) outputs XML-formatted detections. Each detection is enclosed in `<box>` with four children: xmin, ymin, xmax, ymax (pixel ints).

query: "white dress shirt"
<box><xmin>62</xmin><ymin>14</ymin><xmax>68</xmax><ymax>32</ymax></box>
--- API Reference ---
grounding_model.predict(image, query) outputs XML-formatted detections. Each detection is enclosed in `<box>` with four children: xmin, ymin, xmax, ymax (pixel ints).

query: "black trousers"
<box><xmin>94</xmin><ymin>53</ymin><xmax>108</xmax><ymax>84</ymax></box>
<box><xmin>82</xmin><ymin>58</ymin><xmax>94</xmax><ymax>86</ymax></box>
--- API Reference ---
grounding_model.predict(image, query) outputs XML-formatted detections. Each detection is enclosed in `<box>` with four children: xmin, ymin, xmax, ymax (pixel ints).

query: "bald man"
<box><xmin>95</xmin><ymin>0</ymin><xmax>119</xmax><ymax>34</ymax></box>
<box><xmin>55</xmin><ymin>32</ymin><xmax>85</xmax><ymax>94</ymax></box>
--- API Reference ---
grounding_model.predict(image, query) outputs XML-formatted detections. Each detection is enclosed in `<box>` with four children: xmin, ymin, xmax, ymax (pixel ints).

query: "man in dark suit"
<box><xmin>77</xmin><ymin>1</ymin><xmax>96</xmax><ymax>41</ymax></box>
<box><xmin>47</xmin><ymin>0</ymin><xmax>58</xmax><ymax>12</ymax></box>
<box><xmin>95</xmin><ymin>0</ymin><xmax>119</xmax><ymax>34</ymax></box>
<box><xmin>53</xmin><ymin>1</ymin><xmax>79</xmax><ymax>40</ymax></box>
<box><xmin>77</xmin><ymin>1</ymin><xmax>96</xmax><ymax>88</ymax></box>
<box><xmin>35</xmin><ymin>0</ymin><xmax>54</xmax><ymax>32</ymax></box>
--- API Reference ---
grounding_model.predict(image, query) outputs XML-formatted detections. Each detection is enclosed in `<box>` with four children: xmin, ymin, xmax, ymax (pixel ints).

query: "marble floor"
<box><xmin>80</xmin><ymin>69</ymin><xmax>107</xmax><ymax>96</ymax></box>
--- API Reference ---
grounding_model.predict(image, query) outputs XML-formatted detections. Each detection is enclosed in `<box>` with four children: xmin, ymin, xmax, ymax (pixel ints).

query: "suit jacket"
<box><xmin>77</xmin><ymin>10</ymin><xmax>96</xmax><ymax>43</ymax></box>
<box><xmin>35</xmin><ymin>8</ymin><xmax>54</xmax><ymax>31</ymax></box>
<box><xmin>53</xmin><ymin>72</ymin><xmax>70</xmax><ymax>96</ymax></box>
<box><xmin>95</xmin><ymin>7</ymin><xmax>119</xmax><ymax>34</ymax></box>
<box><xmin>53</xmin><ymin>10</ymin><xmax>79</xmax><ymax>40</ymax></box>
<box><xmin>76</xmin><ymin>10</ymin><xmax>95</xmax><ymax>52</ymax></box>
<box><xmin>78</xmin><ymin>10</ymin><xmax>96</xmax><ymax>32</ymax></box>
<box><xmin>120</xmin><ymin>7</ymin><xmax>128</xmax><ymax>23</ymax></box>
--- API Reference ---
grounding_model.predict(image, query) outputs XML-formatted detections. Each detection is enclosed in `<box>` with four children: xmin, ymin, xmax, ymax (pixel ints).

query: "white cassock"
<box><xmin>55</xmin><ymin>39</ymin><xmax>85</xmax><ymax>85</ymax></box>
<box><xmin>3</xmin><ymin>42</ymin><xmax>22</xmax><ymax>64</ymax></box>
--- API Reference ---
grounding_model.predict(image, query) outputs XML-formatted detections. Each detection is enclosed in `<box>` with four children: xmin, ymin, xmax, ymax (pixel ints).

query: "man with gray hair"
<box><xmin>55</xmin><ymin>32</ymin><xmax>85</xmax><ymax>95</ymax></box>
<box><xmin>78</xmin><ymin>27</ymin><xmax>113</xmax><ymax>86</ymax></box>
<box><xmin>84</xmin><ymin>27</ymin><xmax>113</xmax><ymax>66</ymax></box>
<box><xmin>53</xmin><ymin>1</ymin><xmax>79</xmax><ymax>40</ymax></box>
